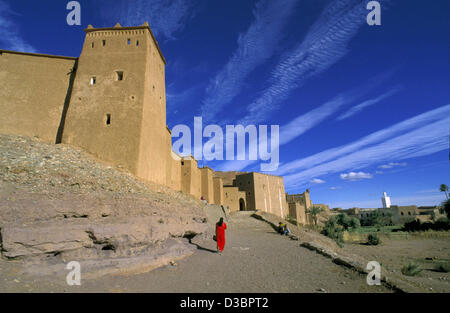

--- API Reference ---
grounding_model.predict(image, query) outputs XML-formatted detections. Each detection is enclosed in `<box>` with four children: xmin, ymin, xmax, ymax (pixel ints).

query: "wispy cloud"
<box><xmin>340</xmin><ymin>171</ymin><xmax>373</xmax><ymax>181</ymax></box>
<box><xmin>166</xmin><ymin>83</ymin><xmax>202</xmax><ymax>114</ymax></box>
<box><xmin>201</xmin><ymin>0</ymin><xmax>300</xmax><ymax>122</ymax></box>
<box><xmin>100</xmin><ymin>0</ymin><xmax>196</xmax><ymax>40</ymax></box>
<box><xmin>0</xmin><ymin>1</ymin><xmax>35</xmax><ymax>52</ymax></box>
<box><xmin>214</xmin><ymin>159</ymin><xmax>256</xmax><ymax>172</ymax></box>
<box><xmin>283</xmin><ymin>106</ymin><xmax>450</xmax><ymax>189</ymax></box>
<box><xmin>277</xmin><ymin>104</ymin><xmax>450</xmax><ymax>176</ymax></box>
<box><xmin>279</xmin><ymin>93</ymin><xmax>352</xmax><ymax>145</ymax></box>
<box><xmin>215</xmin><ymin>78</ymin><xmax>396</xmax><ymax>174</ymax></box>
<box><xmin>337</xmin><ymin>86</ymin><xmax>402</xmax><ymax>120</ymax></box>
<box><xmin>311</xmin><ymin>178</ymin><xmax>325</xmax><ymax>184</ymax></box>
<box><xmin>239</xmin><ymin>0</ymin><xmax>369</xmax><ymax>125</ymax></box>
<box><xmin>378</xmin><ymin>162</ymin><xmax>407</xmax><ymax>169</ymax></box>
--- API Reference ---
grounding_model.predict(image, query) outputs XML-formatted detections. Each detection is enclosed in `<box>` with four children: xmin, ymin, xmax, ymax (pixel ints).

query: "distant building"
<box><xmin>285</xmin><ymin>190</ymin><xmax>331</xmax><ymax>226</ymax></box>
<box><xmin>381</xmin><ymin>192</ymin><xmax>391</xmax><ymax>208</ymax></box>
<box><xmin>350</xmin><ymin>204</ymin><xmax>444</xmax><ymax>226</ymax></box>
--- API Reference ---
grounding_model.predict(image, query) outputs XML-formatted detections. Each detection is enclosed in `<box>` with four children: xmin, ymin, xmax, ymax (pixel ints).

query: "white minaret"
<box><xmin>381</xmin><ymin>192</ymin><xmax>391</xmax><ymax>208</ymax></box>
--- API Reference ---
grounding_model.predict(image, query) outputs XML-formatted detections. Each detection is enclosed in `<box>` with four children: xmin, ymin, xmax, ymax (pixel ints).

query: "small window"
<box><xmin>90</xmin><ymin>77</ymin><xmax>96</xmax><ymax>85</ymax></box>
<box><xmin>136</xmin><ymin>40</ymin><xmax>140</xmax><ymax>47</ymax></box>
<box><xmin>116</xmin><ymin>71</ymin><xmax>124</xmax><ymax>81</ymax></box>
<box><xmin>106</xmin><ymin>114</ymin><xmax>111</xmax><ymax>125</ymax></box>
<box><xmin>91</xmin><ymin>42</ymin><xmax>94</xmax><ymax>48</ymax></box>
<box><xmin>127</xmin><ymin>38</ymin><xmax>131</xmax><ymax>45</ymax></box>
<box><xmin>102</xmin><ymin>40</ymin><xmax>106</xmax><ymax>46</ymax></box>
<box><xmin>408</xmin><ymin>212</ymin><xmax>411</xmax><ymax>215</ymax></box>
<box><xmin>181</xmin><ymin>161</ymin><xmax>184</xmax><ymax>166</ymax></box>
<box><xmin>401</xmin><ymin>212</ymin><xmax>404</xmax><ymax>216</ymax></box>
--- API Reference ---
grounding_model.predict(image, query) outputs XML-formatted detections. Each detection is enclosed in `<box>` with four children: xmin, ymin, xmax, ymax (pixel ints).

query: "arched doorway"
<box><xmin>239</xmin><ymin>198</ymin><xmax>246</xmax><ymax>211</ymax></box>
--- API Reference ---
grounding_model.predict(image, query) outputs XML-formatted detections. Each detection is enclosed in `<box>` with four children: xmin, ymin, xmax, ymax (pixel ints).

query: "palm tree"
<box><xmin>306</xmin><ymin>206</ymin><xmax>324</xmax><ymax>226</ymax></box>
<box><xmin>440</xmin><ymin>184</ymin><xmax>449</xmax><ymax>200</ymax></box>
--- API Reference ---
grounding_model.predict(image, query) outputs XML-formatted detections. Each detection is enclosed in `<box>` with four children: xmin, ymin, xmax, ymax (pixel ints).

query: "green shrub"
<box><xmin>322</xmin><ymin>216</ymin><xmax>344</xmax><ymax>247</ymax></box>
<box><xmin>402</xmin><ymin>218</ymin><xmax>450</xmax><ymax>232</ymax></box>
<box><xmin>434</xmin><ymin>262</ymin><xmax>450</xmax><ymax>273</ymax></box>
<box><xmin>334</xmin><ymin>213</ymin><xmax>360</xmax><ymax>231</ymax></box>
<box><xmin>349</xmin><ymin>217</ymin><xmax>361</xmax><ymax>230</ymax></box>
<box><xmin>401</xmin><ymin>261</ymin><xmax>423</xmax><ymax>276</ymax></box>
<box><xmin>367</xmin><ymin>233</ymin><xmax>380</xmax><ymax>245</ymax></box>
<box><xmin>443</xmin><ymin>199</ymin><xmax>450</xmax><ymax>218</ymax></box>
<box><xmin>361</xmin><ymin>210</ymin><xmax>393</xmax><ymax>227</ymax></box>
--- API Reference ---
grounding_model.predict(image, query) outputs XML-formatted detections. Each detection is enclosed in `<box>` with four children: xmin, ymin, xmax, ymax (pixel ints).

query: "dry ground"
<box><xmin>342</xmin><ymin>236</ymin><xmax>450</xmax><ymax>292</ymax></box>
<box><xmin>0</xmin><ymin>213</ymin><xmax>392</xmax><ymax>293</ymax></box>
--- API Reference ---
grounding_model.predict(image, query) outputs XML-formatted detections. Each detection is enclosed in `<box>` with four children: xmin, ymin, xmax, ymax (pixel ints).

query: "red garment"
<box><xmin>216</xmin><ymin>222</ymin><xmax>227</xmax><ymax>252</ymax></box>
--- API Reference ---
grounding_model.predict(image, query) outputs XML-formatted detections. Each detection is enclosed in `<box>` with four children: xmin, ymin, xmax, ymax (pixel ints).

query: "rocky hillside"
<box><xmin>0</xmin><ymin>134</ymin><xmax>216</xmax><ymax>277</ymax></box>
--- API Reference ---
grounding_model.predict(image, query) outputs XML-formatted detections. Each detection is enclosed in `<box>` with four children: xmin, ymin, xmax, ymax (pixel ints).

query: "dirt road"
<box><xmin>1</xmin><ymin>212</ymin><xmax>392</xmax><ymax>292</ymax></box>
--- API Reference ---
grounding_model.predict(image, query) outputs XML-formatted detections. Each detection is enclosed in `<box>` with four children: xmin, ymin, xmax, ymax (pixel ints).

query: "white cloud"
<box><xmin>310</xmin><ymin>178</ymin><xmax>325</xmax><ymax>184</ymax></box>
<box><xmin>330</xmin><ymin>186</ymin><xmax>341</xmax><ymax>190</ymax></box>
<box><xmin>340</xmin><ymin>171</ymin><xmax>373</xmax><ymax>181</ymax></box>
<box><xmin>201</xmin><ymin>0</ymin><xmax>300</xmax><ymax>122</ymax></box>
<box><xmin>337</xmin><ymin>86</ymin><xmax>401</xmax><ymax>120</ymax></box>
<box><xmin>0</xmin><ymin>1</ymin><xmax>36</xmax><ymax>52</ymax></box>
<box><xmin>238</xmin><ymin>0</ymin><xmax>369</xmax><ymax>125</ymax></box>
<box><xmin>279</xmin><ymin>93</ymin><xmax>353</xmax><ymax>145</ymax></box>
<box><xmin>378</xmin><ymin>162</ymin><xmax>407</xmax><ymax>169</ymax></box>
<box><xmin>215</xmin><ymin>77</ymin><xmax>395</xmax><ymax>174</ymax></box>
<box><xmin>277</xmin><ymin>104</ymin><xmax>450</xmax><ymax>177</ymax></box>
<box><xmin>283</xmin><ymin>110</ymin><xmax>450</xmax><ymax>189</ymax></box>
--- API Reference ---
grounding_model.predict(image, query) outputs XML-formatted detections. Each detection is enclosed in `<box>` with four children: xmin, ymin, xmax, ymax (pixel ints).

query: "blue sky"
<box><xmin>1</xmin><ymin>0</ymin><xmax>449</xmax><ymax>208</ymax></box>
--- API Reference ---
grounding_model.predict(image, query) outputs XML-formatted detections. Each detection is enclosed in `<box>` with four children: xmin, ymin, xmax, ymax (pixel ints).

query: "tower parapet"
<box><xmin>61</xmin><ymin>23</ymin><xmax>169</xmax><ymax>185</ymax></box>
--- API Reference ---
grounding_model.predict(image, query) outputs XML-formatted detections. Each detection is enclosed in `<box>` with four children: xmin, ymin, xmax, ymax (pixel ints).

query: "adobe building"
<box><xmin>0</xmin><ymin>22</ymin><xmax>301</xmax><ymax>221</ymax></box>
<box><xmin>353</xmin><ymin>205</ymin><xmax>444</xmax><ymax>225</ymax></box>
<box><xmin>0</xmin><ymin>50</ymin><xmax>78</xmax><ymax>144</ymax></box>
<box><xmin>181</xmin><ymin>156</ymin><xmax>202</xmax><ymax>199</ymax></box>
<box><xmin>223</xmin><ymin>186</ymin><xmax>247</xmax><ymax>212</ymax></box>
<box><xmin>213</xmin><ymin>171</ymin><xmax>247</xmax><ymax>186</ymax></box>
<box><xmin>200</xmin><ymin>167</ymin><xmax>214</xmax><ymax>203</ymax></box>
<box><xmin>213</xmin><ymin>177</ymin><xmax>224</xmax><ymax>205</ymax></box>
<box><xmin>286</xmin><ymin>190</ymin><xmax>313</xmax><ymax>225</ymax></box>
<box><xmin>234</xmin><ymin>172</ymin><xmax>288</xmax><ymax>217</ymax></box>
<box><xmin>61</xmin><ymin>23</ymin><xmax>171</xmax><ymax>187</ymax></box>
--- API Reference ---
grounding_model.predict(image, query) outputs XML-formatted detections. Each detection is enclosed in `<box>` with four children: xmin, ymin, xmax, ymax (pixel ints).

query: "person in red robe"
<box><xmin>215</xmin><ymin>217</ymin><xmax>227</xmax><ymax>254</ymax></box>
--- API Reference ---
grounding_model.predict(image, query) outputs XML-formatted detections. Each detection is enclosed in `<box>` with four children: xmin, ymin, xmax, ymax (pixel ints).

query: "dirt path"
<box><xmin>1</xmin><ymin>212</ymin><xmax>392</xmax><ymax>292</ymax></box>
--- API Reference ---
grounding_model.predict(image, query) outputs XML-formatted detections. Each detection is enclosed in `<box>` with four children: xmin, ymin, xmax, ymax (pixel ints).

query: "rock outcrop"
<box><xmin>0</xmin><ymin>134</ymin><xmax>214</xmax><ymax>277</ymax></box>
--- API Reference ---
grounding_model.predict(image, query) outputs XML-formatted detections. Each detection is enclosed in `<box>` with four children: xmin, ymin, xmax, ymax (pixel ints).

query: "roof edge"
<box><xmin>0</xmin><ymin>49</ymin><xmax>78</xmax><ymax>61</ymax></box>
<box><xmin>84</xmin><ymin>25</ymin><xmax>167</xmax><ymax>65</ymax></box>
